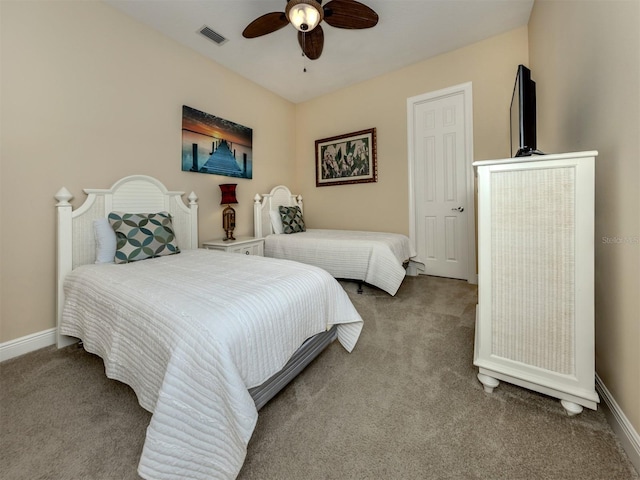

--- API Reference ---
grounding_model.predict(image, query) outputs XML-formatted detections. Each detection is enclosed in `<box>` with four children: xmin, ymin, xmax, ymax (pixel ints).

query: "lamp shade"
<box><xmin>219</xmin><ymin>184</ymin><xmax>238</xmax><ymax>205</ymax></box>
<box><xmin>286</xmin><ymin>0</ymin><xmax>323</xmax><ymax>32</ymax></box>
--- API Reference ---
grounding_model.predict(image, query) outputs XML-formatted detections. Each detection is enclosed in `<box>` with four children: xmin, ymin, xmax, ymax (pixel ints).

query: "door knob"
<box><xmin>451</xmin><ymin>206</ymin><xmax>464</xmax><ymax>212</ymax></box>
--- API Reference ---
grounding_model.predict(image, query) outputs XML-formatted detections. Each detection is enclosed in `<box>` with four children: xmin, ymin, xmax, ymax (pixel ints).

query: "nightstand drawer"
<box><xmin>201</xmin><ymin>237</ymin><xmax>264</xmax><ymax>256</ymax></box>
<box><xmin>226</xmin><ymin>243</ymin><xmax>263</xmax><ymax>256</ymax></box>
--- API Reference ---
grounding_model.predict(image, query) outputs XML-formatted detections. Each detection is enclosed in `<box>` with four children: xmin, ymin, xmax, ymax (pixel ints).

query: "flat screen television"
<box><xmin>510</xmin><ymin>64</ymin><xmax>542</xmax><ymax>157</ymax></box>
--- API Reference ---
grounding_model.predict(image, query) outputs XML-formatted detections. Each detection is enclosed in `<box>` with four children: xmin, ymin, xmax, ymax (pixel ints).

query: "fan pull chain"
<box><xmin>302</xmin><ymin>33</ymin><xmax>308</xmax><ymax>73</ymax></box>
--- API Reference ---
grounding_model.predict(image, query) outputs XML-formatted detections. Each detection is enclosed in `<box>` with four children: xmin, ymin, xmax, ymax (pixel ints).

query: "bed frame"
<box><xmin>253</xmin><ymin>187</ymin><xmax>366</xmax><ymax>293</ymax></box>
<box><xmin>253</xmin><ymin>185</ymin><xmax>302</xmax><ymax>238</ymax></box>
<box><xmin>55</xmin><ymin>175</ymin><xmax>198</xmax><ymax>349</ymax></box>
<box><xmin>254</xmin><ymin>184</ymin><xmax>416</xmax><ymax>294</ymax></box>
<box><xmin>55</xmin><ymin>175</ymin><xmax>336</xmax><ymax>410</ymax></box>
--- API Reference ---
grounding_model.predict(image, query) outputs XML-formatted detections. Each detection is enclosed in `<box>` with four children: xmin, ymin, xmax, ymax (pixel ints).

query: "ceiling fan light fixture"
<box><xmin>286</xmin><ymin>0</ymin><xmax>324</xmax><ymax>32</ymax></box>
<box><xmin>243</xmin><ymin>0</ymin><xmax>378</xmax><ymax>60</ymax></box>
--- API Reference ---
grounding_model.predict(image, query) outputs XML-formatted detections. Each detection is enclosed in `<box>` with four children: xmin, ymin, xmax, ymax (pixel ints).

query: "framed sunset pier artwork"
<box><xmin>181</xmin><ymin>105</ymin><xmax>253</xmax><ymax>179</ymax></box>
<box><xmin>315</xmin><ymin>128</ymin><xmax>377</xmax><ymax>187</ymax></box>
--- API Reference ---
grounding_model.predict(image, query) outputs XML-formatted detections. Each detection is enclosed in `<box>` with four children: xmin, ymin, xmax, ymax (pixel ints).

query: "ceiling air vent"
<box><xmin>199</xmin><ymin>26</ymin><xmax>228</xmax><ymax>46</ymax></box>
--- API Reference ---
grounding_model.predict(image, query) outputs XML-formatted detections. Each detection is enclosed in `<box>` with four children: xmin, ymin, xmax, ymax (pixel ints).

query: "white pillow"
<box><xmin>270</xmin><ymin>209</ymin><xmax>284</xmax><ymax>234</ymax></box>
<box><xmin>94</xmin><ymin>217</ymin><xmax>117</xmax><ymax>264</ymax></box>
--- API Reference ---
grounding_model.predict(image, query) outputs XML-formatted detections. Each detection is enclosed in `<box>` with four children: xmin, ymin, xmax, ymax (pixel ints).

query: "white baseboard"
<box><xmin>596</xmin><ymin>374</ymin><xmax>640</xmax><ymax>475</ymax></box>
<box><xmin>0</xmin><ymin>328</ymin><xmax>56</xmax><ymax>362</ymax></box>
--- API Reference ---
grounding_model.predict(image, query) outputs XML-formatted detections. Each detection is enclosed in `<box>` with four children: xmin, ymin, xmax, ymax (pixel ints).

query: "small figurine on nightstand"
<box><xmin>219</xmin><ymin>184</ymin><xmax>238</xmax><ymax>241</ymax></box>
<box><xmin>222</xmin><ymin>206</ymin><xmax>236</xmax><ymax>241</ymax></box>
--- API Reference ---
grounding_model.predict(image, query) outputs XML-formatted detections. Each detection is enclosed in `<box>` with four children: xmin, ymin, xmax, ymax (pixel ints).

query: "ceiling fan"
<box><xmin>242</xmin><ymin>0</ymin><xmax>379</xmax><ymax>60</ymax></box>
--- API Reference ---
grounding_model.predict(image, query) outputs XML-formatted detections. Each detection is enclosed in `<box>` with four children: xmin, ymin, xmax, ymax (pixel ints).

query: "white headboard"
<box><xmin>55</xmin><ymin>175</ymin><xmax>199</xmax><ymax>347</ymax></box>
<box><xmin>253</xmin><ymin>185</ymin><xmax>303</xmax><ymax>238</ymax></box>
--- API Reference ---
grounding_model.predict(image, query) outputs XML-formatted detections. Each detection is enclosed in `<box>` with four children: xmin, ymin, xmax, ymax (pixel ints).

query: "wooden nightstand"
<box><xmin>201</xmin><ymin>236</ymin><xmax>264</xmax><ymax>256</ymax></box>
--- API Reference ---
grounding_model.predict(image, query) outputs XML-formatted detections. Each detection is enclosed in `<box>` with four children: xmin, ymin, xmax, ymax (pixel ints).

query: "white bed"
<box><xmin>253</xmin><ymin>185</ymin><xmax>417</xmax><ymax>295</ymax></box>
<box><xmin>55</xmin><ymin>175</ymin><xmax>363</xmax><ymax>480</ymax></box>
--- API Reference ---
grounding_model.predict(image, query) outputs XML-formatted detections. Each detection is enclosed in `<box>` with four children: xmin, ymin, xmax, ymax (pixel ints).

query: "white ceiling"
<box><xmin>105</xmin><ymin>0</ymin><xmax>534</xmax><ymax>104</ymax></box>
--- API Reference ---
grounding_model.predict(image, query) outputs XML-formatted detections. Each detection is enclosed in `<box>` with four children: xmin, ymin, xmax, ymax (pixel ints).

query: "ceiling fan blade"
<box><xmin>298</xmin><ymin>26</ymin><xmax>324</xmax><ymax>60</ymax></box>
<box><xmin>323</xmin><ymin>0</ymin><xmax>378</xmax><ymax>29</ymax></box>
<box><xmin>242</xmin><ymin>12</ymin><xmax>289</xmax><ymax>38</ymax></box>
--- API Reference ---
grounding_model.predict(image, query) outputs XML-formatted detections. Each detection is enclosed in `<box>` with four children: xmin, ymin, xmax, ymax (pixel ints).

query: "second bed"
<box><xmin>254</xmin><ymin>185</ymin><xmax>416</xmax><ymax>296</ymax></box>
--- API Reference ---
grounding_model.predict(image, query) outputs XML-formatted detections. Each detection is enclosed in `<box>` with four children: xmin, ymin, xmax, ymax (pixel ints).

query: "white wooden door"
<box><xmin>410</xmin><ymin>88</ymin><xmax>471</xmax><ymax>280</ymax></box>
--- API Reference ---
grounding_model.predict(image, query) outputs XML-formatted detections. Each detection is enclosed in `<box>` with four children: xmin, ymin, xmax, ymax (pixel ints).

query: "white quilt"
<box><xmin>264</xmin><ymin>229</ymin><xmax>416</xmax><ymax>295</ymax></box>
<box><xmin>60</xmin><ymin>249</ymin><xmax>363</xmax><ymax>480</ymax></box>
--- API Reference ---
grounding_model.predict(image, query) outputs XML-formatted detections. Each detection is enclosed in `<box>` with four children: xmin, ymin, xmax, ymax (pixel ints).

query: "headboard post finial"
<box><xmin>254</xmin><ymin>194</ymin><xmax>262</xmax><ymax>204</ymax></box>
<box><xmin>55</xmin><ymin>187</ymin><xmax>73</xmax><ymax>206</ymax></box>
<box><xmin>188</xmin><ymin>192</ymin><xmax>198</xmax><ymax>205</ymax></box>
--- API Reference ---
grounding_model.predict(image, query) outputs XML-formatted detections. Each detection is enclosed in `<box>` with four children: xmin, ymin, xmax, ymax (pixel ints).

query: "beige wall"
<box><xmin>1</xmin><ymin>7</ymin><xmax>529</xmax><ymax>345</ymax></box>
<box><xmin>0</xmin><ymin>1</ymin><xmax>296</xmax><ymax>342</ymax></box>
<box><xmin>529</xmin><ymin>0</ymin><xmax>639</xmax><ymax>434</ymax></box>
<box><xmin>295</xmin><ymin>27</ymin><xmax>529</xmax><ymax>232</ymax></box>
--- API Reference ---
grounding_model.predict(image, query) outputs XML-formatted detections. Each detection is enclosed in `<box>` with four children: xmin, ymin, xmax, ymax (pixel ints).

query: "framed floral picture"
<box><xmin>315</xmin><ymin>128</ymin><xmax>377</xmax><ymax>187</ymax></box>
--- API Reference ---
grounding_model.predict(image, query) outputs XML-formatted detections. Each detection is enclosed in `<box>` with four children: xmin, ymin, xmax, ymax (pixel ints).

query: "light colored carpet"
<box><xmin>1</xmin><ymin>275</ymin><xmax>637</xmax><ymax>480</ymax></box>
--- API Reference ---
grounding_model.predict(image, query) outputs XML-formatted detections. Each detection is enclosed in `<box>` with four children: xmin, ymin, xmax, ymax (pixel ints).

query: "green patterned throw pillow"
<box><xmin>108</xmin><ymin>211</ymin><xmax>180</xmax><ymax>264</ymax></box>
<box><xmin>279</xmin><ymin>206</ymin><xmax>306</xmax><ymax>234</ymax></box>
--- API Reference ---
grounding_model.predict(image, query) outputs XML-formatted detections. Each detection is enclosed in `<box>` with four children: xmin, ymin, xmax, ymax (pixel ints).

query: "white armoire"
<box><xmin>473</xmin><ymin>151</ymin><xmax>599</xmax><ymax>415</ymax></box>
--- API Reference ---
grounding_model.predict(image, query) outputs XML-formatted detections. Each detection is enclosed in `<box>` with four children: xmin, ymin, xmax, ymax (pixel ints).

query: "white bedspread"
<box><xmin>264</xmin><ymin>229</ymin><xmax>416</xmax><ymax>295</ymax></box>
<box><xmin>60</xmin><ymin>249</ymin><xmax>363</xmax><ymax>480</ymax></box>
